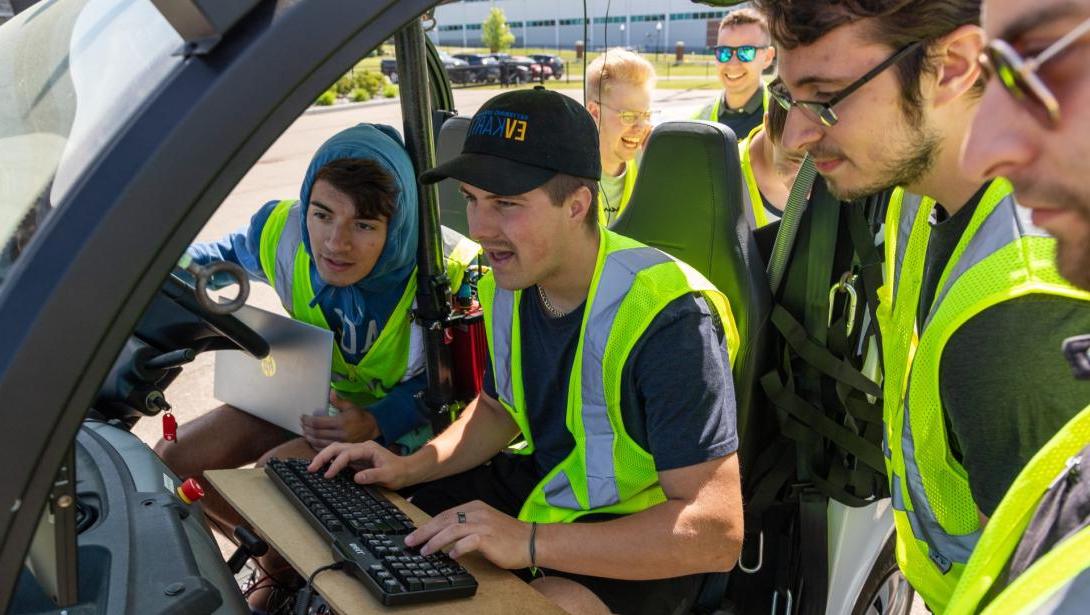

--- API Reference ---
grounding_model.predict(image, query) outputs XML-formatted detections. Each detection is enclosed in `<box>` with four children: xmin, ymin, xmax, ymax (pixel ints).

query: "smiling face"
<box><xmin>717</xmin><ymin>23</ymin><xmax>775</xmax><ymax>102</ymax></box>
<box><xmin>777</xmin><ymin>21</ymin><xmax>941</xmax><ymax>200</ymax></box>
<box><xmin>306</xmin><ymin>178</ymin><xmax>388</xmax><ymax>287</ymax></box>
<box><xmin>589</xmin><ymin>80</ymin><xmax>654</xmax><ymax>174</ymax></box>
<box><xmin>961</xmin><ymin>0</ymin><xmax>1090</xmax><ymax>289</ymax></box>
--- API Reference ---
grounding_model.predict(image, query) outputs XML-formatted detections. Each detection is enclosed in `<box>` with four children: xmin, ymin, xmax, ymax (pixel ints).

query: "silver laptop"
<box><xmin>214</xmin><ymin>304</ymin><xmax>334</xmax><ymax>435</ymax></box>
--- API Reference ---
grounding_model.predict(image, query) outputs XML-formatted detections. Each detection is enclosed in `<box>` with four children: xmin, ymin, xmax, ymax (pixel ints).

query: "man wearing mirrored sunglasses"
<box><xmin>692</xmin><ymin>8</ymin><xmax>774</xmax><ymax>141</ymax></box>
<box><xmin>757</xmin><ymin>0</ymin><xmax>1090</xmax><ymax>611</ymax></box>
<box><xmin>945</xmin><ymin>1</ymin><xmax>1090</xmax><ymax>613</ymax></box>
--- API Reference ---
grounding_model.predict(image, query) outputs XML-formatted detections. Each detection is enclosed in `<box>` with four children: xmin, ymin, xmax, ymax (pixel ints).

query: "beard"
<box><xmin>826</xmin><ymin>130</ymin><xmax>941</xmax><ymax>201</ymax></box>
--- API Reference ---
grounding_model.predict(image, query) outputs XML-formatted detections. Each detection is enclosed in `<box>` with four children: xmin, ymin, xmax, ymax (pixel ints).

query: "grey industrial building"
<box><xmin>430</xmin><ymin>0</ymin><xmax>748</xmax><ymax>53</ymax></box>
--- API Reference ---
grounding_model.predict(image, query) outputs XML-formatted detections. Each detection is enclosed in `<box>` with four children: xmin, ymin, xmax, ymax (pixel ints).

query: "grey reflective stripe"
<box><xmin>577</xmin><ymin>247</ymin><xmax>672</xmax><ymax>509</ymax></box>
<box><xmin>491</xmin><ymin>288</ymin><xmax>515</xmax><ymax>405</ymax></box>
<box><xmin>520</xmin><ymin>245</ymin><xmax>673</xmax><ymax>512</ymax></box>
<box><xmin>893</xmin><ymin>192</ymin><xmax>924</xmax><ymax>299</ymax></box>
<box><xmin>924</xmin><ymin>194</ymin><xmax>1024</xmax><ymax>329</ymax></box>
<box><xmin>741</xmin><ymin>177</ymin><xmax>757</xmax><ymax>229</ymax></box>
<box><xmin>899</xmin><ymin>396</ymin><xmax>981</xmax><ymax>568</ymax></box>
<box><xmin>272</xmin><ymin>205</ymin><xmax>304</xmax><ymax>312</ymax></box>
<box><xmin>1038</xmin><ymin>566</ymin><xmax>1090</xmax><ymax>614</ymax></box>
<box><xmin>544</xmin><ymin>470</ymin><xmax>580</xmax><ymax>509</ymax></box>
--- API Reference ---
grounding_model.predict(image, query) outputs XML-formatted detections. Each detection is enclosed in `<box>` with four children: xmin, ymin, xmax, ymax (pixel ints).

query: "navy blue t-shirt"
<box><xmin>484</xmin><ymin>288</ymin><xmax>738</xmax><ymax>479</ymax></box>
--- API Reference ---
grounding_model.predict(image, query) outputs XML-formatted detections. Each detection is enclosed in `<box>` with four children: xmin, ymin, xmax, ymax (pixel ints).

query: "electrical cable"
<box><xmin>293</xmin><ymin>562</ymin><xmax>345</xmax><ymax>615</ymax></box>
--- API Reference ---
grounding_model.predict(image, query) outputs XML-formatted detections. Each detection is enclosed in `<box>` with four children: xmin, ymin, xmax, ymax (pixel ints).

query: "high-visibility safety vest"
<box><xmin>945</xmin><ymin>405</ymin><xmax>1090</xmax><ymax>614</ymax></box>
<box><xmin>876</xmin><ymin>179</ymin><xmax>1090</xmax><ymax>611</ymax></box>
<box><xmin>691</xmin><ymin>85</ymin><xmax>770</xmax><ymax>124</ymax></box>
<box><xmin>478</xmin><ymin>228</ymin><xmax>740</xmax><ymax>523</ymax></box>
<box><xmin>258</xmin><ymin>200</ymin><xmax>480</xmax><ymax>403</ymax></box>
<box><xmin>737</xmin><ymin>124</ymin><xmax>774</xmax><ymax>228</ymax></box>
<box><xmin>598</xmin><ymin>161</ymin><xmax>638</xmax><ymax>226</ymax></box>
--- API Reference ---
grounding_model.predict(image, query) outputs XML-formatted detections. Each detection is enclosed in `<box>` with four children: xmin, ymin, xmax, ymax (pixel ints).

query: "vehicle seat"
<box><xmin>610</xmin><ymin>120</ymin><xmax>772</xmax><ymax>454</ymax></box>
<box><xmin>435</xmin><ymin>115</ymin><xmax>471</xmax><ymax>236</ymax></box>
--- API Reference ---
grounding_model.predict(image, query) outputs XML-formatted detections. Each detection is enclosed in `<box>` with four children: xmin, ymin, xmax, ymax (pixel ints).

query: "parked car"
<box><xmin>451</xmin><ymin>53</ymin><xmax>502</xmax><ymax>84</ymax></box>
<box><xmin>488</xmin><ymin>53</ymin><xmax>551</xmax><ymax>83</ymax></box>
<box><xmin>530</xmin><ymin>53</ymin><xmax>565</xmax><ymax>79</ymax></box>
<box><xmin>383</xmin><ymin>52</ymin><xmax>473</xmax><ymax>85</ymax></box>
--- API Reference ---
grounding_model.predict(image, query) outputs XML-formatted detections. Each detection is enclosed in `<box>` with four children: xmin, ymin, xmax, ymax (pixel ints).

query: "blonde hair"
<box><xmin>585</xmin><ymin>48</ymin><xmax>656</xmax><ymax>103</ymax></box>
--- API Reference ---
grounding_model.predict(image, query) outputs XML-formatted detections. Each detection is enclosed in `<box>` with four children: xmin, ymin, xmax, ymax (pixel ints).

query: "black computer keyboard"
<box><xmin>265</xmin><ymin>458</ymin><xmax>478</xmax><ymax>606</ymax></box>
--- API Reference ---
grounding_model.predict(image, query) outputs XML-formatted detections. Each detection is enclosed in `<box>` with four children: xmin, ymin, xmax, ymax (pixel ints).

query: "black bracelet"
<box><xmin>529</xmin><ymin>521</ymin><xmax>539</xmax><ymax>575</ymax></box>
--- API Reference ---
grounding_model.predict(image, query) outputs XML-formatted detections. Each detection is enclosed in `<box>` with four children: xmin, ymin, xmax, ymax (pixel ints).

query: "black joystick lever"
<box><xmin>227</xmin><ymin>525</ymin><xmax>269</xmax><ymax>574</ymax></box>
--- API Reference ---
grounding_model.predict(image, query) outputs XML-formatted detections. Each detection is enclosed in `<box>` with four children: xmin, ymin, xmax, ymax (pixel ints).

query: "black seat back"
<box><xmin>435</xmin><ymin>115</ymin><xmax>471</xmax><ymax>236</ymax></box>
<box><xmin>611</xmin><ymin>120</ymin><xmax>773</xmax><ymax>457</ymax></box>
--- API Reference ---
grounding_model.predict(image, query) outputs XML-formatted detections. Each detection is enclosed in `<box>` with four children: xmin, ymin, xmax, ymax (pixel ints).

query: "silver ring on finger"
<box><xmin>457</xmin><ymin>511</ymin><xmax>467</xmax><ymax>524</ymax></box>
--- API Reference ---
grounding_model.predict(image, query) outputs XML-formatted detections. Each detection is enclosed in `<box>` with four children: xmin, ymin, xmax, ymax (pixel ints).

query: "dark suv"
<box><xmin>451</xmin><ymin>53</ymin><xmax>501</xmax><ymax>84</ymax></box>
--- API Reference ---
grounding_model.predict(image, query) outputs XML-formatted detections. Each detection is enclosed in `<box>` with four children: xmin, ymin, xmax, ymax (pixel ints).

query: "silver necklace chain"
<box><xmin>536</xmin><ymin>284</ymin><xmax>568</xmax><ymax>318</ymax></box>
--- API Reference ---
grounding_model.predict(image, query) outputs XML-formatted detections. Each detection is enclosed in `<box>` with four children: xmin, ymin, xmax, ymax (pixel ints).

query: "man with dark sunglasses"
<box><xmin>691</xmin><ymin>8</ymin><xmax>774</xmax><ymax>140</ymax></box>
<box><xmin>945</xmin><ymin>2</ymin><xmax>1090</xmax><ymax>612</ymax></box>
<box><xmin>757</xmin><ymin>0</ymin><xmax>1090</xmax><ymax>611</ymax></box>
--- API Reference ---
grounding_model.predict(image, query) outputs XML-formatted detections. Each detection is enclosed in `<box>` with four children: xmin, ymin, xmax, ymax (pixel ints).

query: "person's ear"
<box><xmin>587</xmin><ymin>100</ymin><xmax>601</xmax><ymax>124</ymax></box>
<box><xmin>761</xmin><ymin>45</ymin><xmax>776</xmax><ymax>70</ymax></box>
<box><xmin>932</xmin><ymin>24</ymin><xmax>985</xmax><ymax>108</ymax></box>
<box><xmin>566</xmin><ymin>185</ymin><xmax>594</xmax><ymax>227</ymax></box>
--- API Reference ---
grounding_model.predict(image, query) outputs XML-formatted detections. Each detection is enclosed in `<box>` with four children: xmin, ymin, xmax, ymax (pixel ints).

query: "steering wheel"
<box><xmin>160</xmin><ymin>269</ymin><xmax>270</xmax><ymax>358</ymax></box>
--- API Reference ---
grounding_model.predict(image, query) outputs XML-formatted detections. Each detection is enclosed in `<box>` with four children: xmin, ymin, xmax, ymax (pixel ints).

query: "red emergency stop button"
<box><xmin>177</xmin><ymin>478</ymin><xmax>205</xmax><ymax>504</ymax></box>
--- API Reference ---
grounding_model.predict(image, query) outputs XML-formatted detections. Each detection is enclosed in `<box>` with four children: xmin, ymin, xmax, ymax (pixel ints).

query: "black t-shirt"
<box><xmin>483</xmin><ymin>287</ymin><xmax>738</xmax><ymax>479</ymax></box>
<box><xmin>918</xmin><ymin>188</ymin><xmax>1090</xmax><ymax>515</ymax></box>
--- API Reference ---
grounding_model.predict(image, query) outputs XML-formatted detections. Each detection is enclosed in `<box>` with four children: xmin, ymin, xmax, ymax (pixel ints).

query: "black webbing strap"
<box><xmin>760</xmin><ymin>370</ymin><xmax>887</xmax><ymax>474</ymax></box>
<box><xmin>770</xmin><ymin>305</ymin><xmax>883</xmax><ymax>399</ymax></box>
<box><xmin>845</xmin><ymin>202</ymin><xmax>886</xmax><ymax>363</ymax></box>
<box><xmin>798</xmin><ymin>488</ymin><xmax>829</xmax><ymax>615</ymax></box>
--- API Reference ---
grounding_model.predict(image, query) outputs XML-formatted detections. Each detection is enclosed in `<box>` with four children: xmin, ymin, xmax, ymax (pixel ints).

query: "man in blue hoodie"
<box><xmin>155</xmin><ymin>124</ymin><xmax>478</xmax><ymax>532</ymax></box>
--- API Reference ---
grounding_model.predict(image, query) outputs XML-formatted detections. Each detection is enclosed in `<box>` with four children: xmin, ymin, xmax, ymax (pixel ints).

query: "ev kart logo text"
<box><xmin>470</xmin><ymin>109</ymin><xmax>528</xmax><ymax>142</ymax></box>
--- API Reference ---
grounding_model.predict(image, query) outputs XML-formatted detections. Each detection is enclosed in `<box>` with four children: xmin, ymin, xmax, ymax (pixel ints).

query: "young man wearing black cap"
<box><xmin>311</xmin><ymin>87</ymin><xmax>744</xmax><ymax>615</ymax></box>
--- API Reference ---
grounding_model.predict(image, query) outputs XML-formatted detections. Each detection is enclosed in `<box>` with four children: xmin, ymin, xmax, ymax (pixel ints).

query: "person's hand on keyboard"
<box><xmin>308</xmin><ymin>440</ymin><xmax>413</xmax><ymax>490</ymax></box>
<box><xmin>404</xmin><ymin>501</ymin><xmax>535</xmax><ymax>570</ymax></box>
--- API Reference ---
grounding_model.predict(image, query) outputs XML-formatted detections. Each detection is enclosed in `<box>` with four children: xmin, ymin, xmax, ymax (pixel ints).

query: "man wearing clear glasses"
<box><xmin>756</xmin><ymin>0</ymin><xmax>1090</xmax><ymax>611</ymax></box>
<box><xmin>585</xmin><ymin>48</ymin><xmax>656</xmax><ymax>225</ymax></box>
<box><xmin>692</xmin><ymin>8</ymin><xmax>774</xmax><ymax>141</ymax></box>
<box><xmin>944</xmin><ymin>1</ymin><xmax>1090</xmax><ymax>612</ymax></box>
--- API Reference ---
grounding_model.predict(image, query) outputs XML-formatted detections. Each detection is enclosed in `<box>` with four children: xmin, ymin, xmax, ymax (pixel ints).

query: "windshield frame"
<box><xmin>0</xmin><ymin>0</ymin><xmax>439</xmax><ymax>606</ymax></box>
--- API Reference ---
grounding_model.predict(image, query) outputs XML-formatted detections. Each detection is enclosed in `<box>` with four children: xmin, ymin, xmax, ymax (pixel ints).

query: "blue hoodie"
<box><xmin>188</xmin><ymin>124</ymin><xmax>426</xmax><ymax>443</ymax></box>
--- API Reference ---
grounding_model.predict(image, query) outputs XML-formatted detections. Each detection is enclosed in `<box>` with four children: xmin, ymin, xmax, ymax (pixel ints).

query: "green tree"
<box><xmin>481</xmin><ymin>8</ymin><xmax>515</xmax><ymax>53</ymax></box>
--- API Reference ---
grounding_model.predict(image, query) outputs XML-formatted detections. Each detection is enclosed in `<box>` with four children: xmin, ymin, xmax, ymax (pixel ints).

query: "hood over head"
<box><xmin>299</xmin><ymin>123</ymin><xmax>419</xmax><ymax>301</ymax></box>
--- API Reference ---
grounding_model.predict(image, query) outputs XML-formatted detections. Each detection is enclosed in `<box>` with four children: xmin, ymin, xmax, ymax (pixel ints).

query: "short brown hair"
<box><xmin>719</xmin><ymin>7</ymin><xmax>770</xmax><ymax>41</ymax></box>
<box><xmin>766</xmin><ymin>79</ymin><xmax>788</xmax><ymax>144</ymax></box>
<box><xmin>313</xmin><ymin>158</ymin><xmax>399</xmax><ymax>221</ymax></box>
<box><xmin>754</xmin><ymin>0</ymin><xmax>982</xmax><ymax>124</ymax></box>
<box><xmin>542</xmin><ymin>173</ymin><xmax>599</xmax><ymax>231</ymax></box>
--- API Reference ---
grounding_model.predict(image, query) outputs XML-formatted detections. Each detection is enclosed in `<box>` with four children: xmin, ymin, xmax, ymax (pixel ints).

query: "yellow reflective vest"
<box><xmin>946</xmin><ymin>404</ymin><xmax>1090</xmax><ymax>614</ymax></box>
<box><xmin>737</xmin><ymin>124</ymin><xmax>776</xmax><ymax>228</ymax></box>
<box><xmin>258</xmin><ymin>200</ymin><xmax>480</xmax><ymax>404</ymax></box>
<box><xmin>478</xmin><ymin>228</ymin><xmax>739</xmax><ymax>523</ymax></box>
<box><xmin>877</xmin><ymin>179</ymin><xmax>1090</xmax><ymax>611</ymax></box>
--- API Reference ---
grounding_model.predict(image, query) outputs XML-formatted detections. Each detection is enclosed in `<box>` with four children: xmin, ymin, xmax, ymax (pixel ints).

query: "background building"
<box><xmin>430</xmin><ymin>0</ymin><xmax>748</xmax><ymax>53</ymax></box>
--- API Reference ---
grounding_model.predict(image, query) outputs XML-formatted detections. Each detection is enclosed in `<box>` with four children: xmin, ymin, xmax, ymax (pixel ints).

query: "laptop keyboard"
<box><xmin>265</xmin><ymin>458</ymin><xmax>478</xmax><ymax>606</ymax></box>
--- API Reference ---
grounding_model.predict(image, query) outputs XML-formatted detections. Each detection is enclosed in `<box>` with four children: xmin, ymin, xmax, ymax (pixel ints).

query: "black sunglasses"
<box><xmin>769</xmin><ymin>41</ymin><xmax>923</xmax><ymax>127</ymax></box>
<box><xmin>714</xmin><ymin>45</ymin><xmax>769</xmax><ymax>63</ymax></box>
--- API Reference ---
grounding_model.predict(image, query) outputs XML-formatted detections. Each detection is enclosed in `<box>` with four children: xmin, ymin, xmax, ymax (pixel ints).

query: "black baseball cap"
<box><xmin>420</xmin><ymin>87</ymin><xmax>601</xmax><ymax>196</ymax></box>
